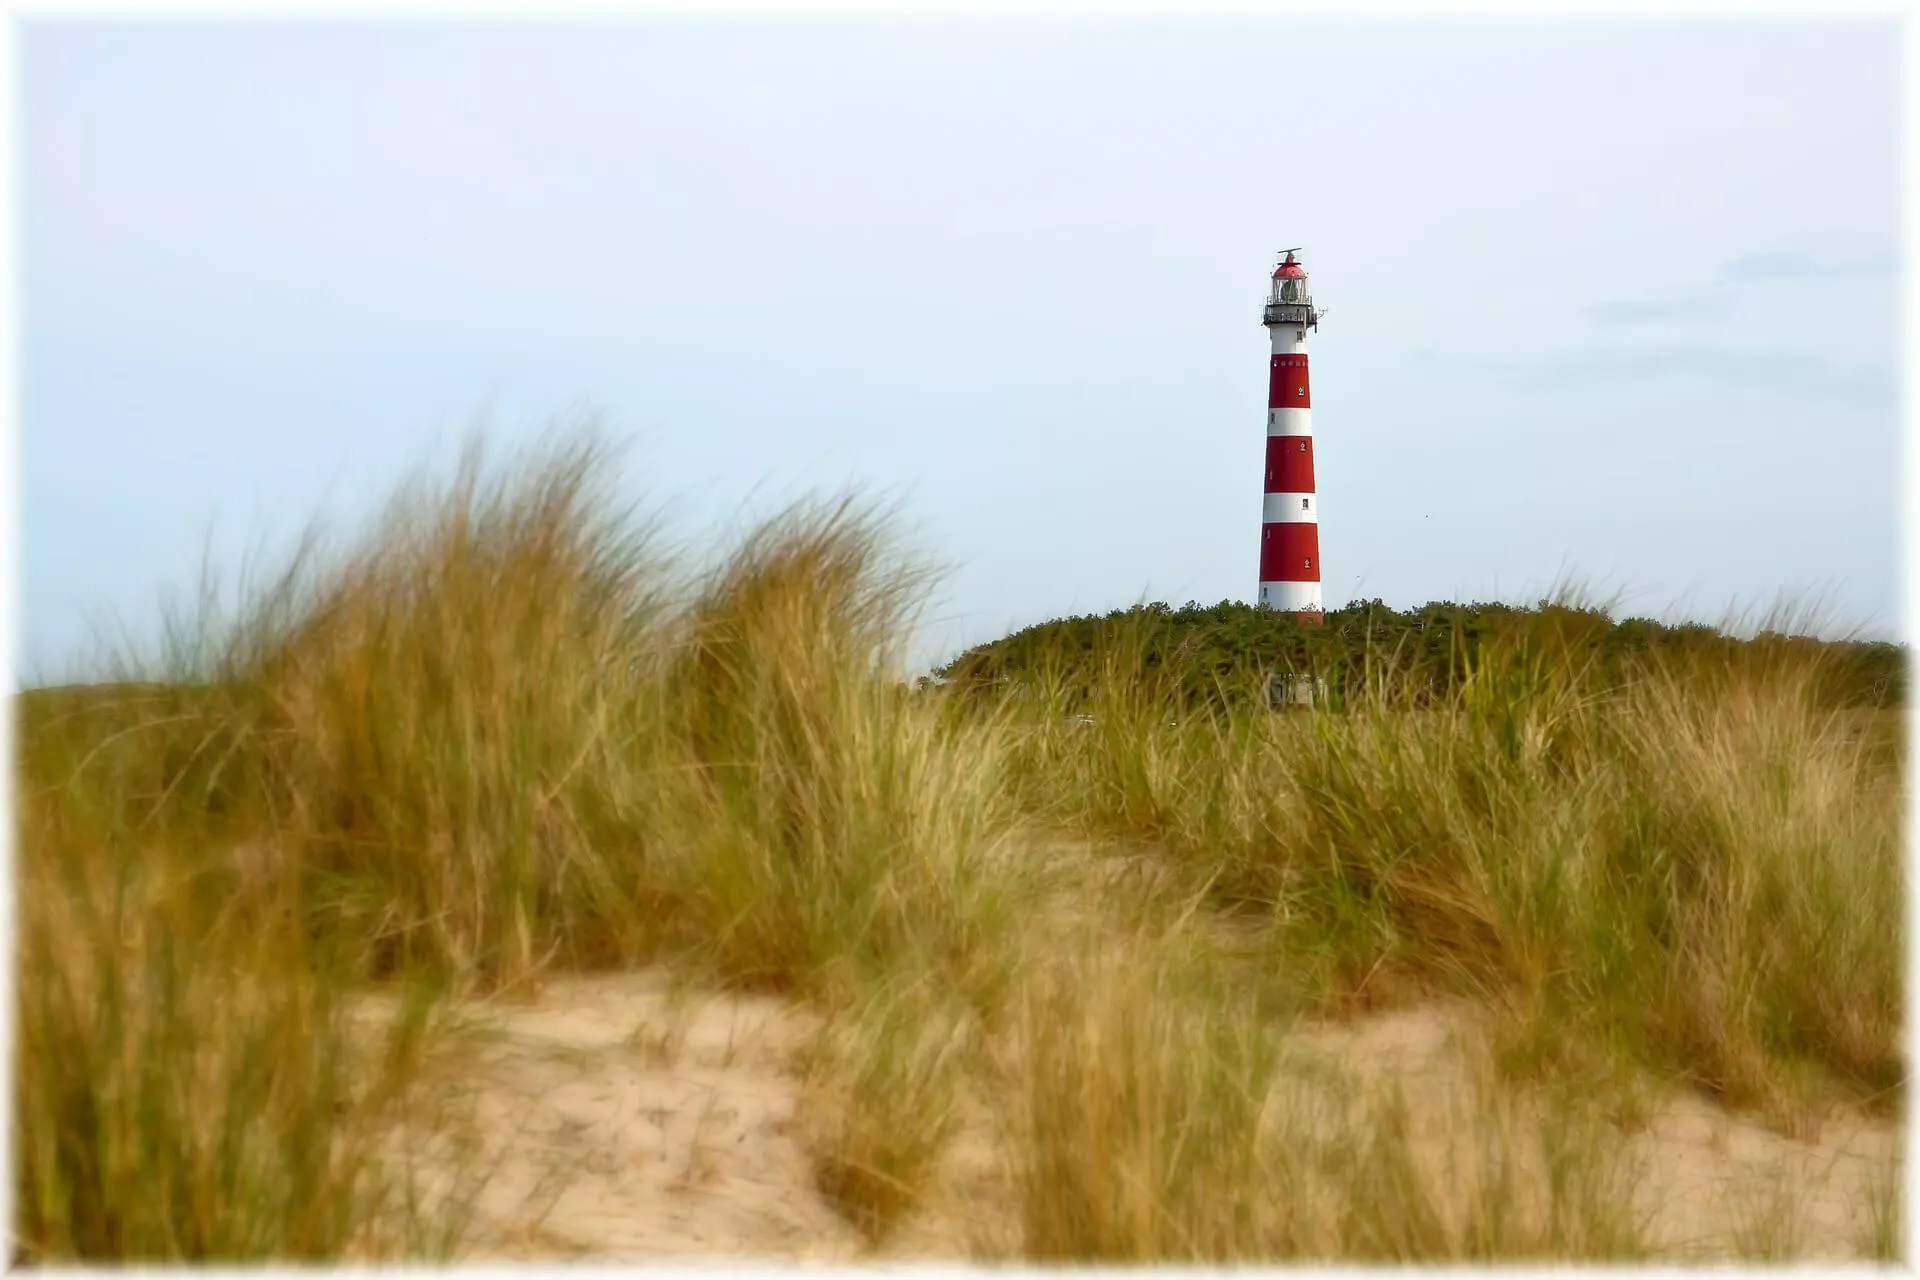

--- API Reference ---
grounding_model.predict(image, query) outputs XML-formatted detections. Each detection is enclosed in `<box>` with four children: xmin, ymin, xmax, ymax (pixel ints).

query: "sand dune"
<box><xmin>361</xmin><ymin>970</ymin><xmax>1900</xmax><ymax>1264</ymax></box>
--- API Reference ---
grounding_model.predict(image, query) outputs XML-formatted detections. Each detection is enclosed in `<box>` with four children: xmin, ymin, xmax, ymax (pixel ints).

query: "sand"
<box><xmin>361</xmin><ymin>970</ymin><xmax>1900</xmax><ymax>1264</ymax></box>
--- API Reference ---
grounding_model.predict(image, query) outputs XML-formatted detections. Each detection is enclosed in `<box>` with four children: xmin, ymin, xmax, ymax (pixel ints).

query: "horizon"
<box><xmin>22</xmin><ymin>19</ymin><xmax>1902</xmax><ymax>683</ymax></box>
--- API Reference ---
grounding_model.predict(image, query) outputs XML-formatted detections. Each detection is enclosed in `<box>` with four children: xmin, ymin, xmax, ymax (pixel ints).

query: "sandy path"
<box><xmin>376</xmin><ymin>970</ymin><xmax>865</xmax><ymax>1262</ymax></box>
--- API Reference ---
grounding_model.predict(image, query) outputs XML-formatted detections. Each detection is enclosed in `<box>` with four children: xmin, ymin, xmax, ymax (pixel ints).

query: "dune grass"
<box><xmin>13</xmin><ymin>783</ymin><xmax>458</xmax><ymax>1262</ymax></box>
<box><xmin>998</xmin><ymin>606</ymin><xmax>1905</xmax><ymax>1124</ymax></box>
<box><xmin>14</xmin><ymin>428</ymin><xmax>1904</xmax><ymax>1262</ymax></box>
<box><xmin>14</xmin><ymin>433</ymin><xmax>1027</xmax><ymax>1260</ymax></box>
<box><xmin>796</xmin><ymin>975</ymin><xmax>981</xmax><ymax>1244</ymax></box>
<box><xmin>1003</xmin><ymin>919</ymin><xmax>1646</xmax><ymax>1263</ymax></box>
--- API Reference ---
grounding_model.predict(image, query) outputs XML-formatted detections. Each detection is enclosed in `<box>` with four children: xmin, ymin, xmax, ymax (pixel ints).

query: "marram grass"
<box><xmin>16</xmin><ymin>428</ymin><xmax>1903</xmax><ymax>1262</ymax></box>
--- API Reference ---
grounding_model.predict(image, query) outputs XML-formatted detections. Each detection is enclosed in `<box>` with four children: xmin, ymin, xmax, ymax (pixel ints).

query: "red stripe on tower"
<box><xmin>1263</xmin><ymin>435</ymin><xmax>1314</xmax><ymax>492</ymax></box>
<box><xmin>1269</xmin><ymin>355</ymin><xmax>1311</xmax><ymax>408</ymax></box>
<box><xmin>1257</xmin><ymin>250</ymin><xmax>1323</xmax><ymax>624</ymax></box>
<box><xmin>1259</xmin><ymin>523</ymin><xmax>1320</xmax><ymax>581</ymax></box>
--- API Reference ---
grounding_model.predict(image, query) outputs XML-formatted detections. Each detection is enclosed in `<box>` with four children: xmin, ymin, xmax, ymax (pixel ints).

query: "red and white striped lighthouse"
<box><xmin>1257</xmin><ymin>249</ymin><xmax>1323</xmax><ymax>622</ymax></box>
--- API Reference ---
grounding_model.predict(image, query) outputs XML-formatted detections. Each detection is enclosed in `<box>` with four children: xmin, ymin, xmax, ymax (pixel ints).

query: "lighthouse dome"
<box><xmin>1269</xmin><ymin>252</ymin><xmax>1312</xmax><ymax>309</ymax></box>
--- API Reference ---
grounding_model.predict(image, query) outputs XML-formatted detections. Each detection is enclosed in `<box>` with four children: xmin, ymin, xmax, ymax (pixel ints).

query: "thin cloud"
<box><xmin>1715</xmin><ymin>250</ymin><xmax>1897</xmax><ymax>284</ymax></box>
<box><xmin>1517</xmin><ymin>343</ymin><xmax>1894</xmax><ymax>409</ymax></box>
<box><xmin>1583</xmin><ymin>248</ymin><xmax>1897</xmax><ymax>328</ymax></box>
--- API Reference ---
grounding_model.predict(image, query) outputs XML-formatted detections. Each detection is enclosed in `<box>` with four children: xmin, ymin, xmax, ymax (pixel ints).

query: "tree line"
<box><xmin>930</xmin><ymin>598</ymin><xmax>1908</xmax><ymax>713</ymax></box>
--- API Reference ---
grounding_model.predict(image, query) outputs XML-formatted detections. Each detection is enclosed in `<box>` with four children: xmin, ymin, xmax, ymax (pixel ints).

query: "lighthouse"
<box><xmin>1258</xmin><ymin>250</ymin><xmax>1323</xmax><ymax>623</ymax></box>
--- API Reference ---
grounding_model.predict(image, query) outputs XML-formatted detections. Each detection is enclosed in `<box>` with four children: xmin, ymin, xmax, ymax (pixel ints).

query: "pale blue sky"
<box><xmin>22</xmin><ymin>19</ymin><xmax>1902</xmax><ymax>680</ymax></box>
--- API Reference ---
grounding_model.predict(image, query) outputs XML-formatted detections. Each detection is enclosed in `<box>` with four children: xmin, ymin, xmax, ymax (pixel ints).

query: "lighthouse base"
<box><xmin>1258</xmin><ymin>581</ymin><xmax>1323</xmax><ymax>617</ymax></box>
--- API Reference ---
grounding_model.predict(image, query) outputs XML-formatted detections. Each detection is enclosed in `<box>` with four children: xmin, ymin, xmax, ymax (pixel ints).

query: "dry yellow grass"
<box><xmin>14</xmin><ymin>428</ymin><xmax>1905</xmax><ymax>1263</ymax></box>
<box><xmin>997</xmin><ymin>602</ymin><xmax>1904</xmax><ymax>1122</ymax></box>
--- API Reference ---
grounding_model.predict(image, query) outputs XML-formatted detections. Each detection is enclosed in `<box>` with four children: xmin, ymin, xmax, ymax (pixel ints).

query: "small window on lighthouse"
<box><xmin>1301</xmin><ymin>498</ymin><xmax>1310</xmax><ymax>511</ymax></box>
<box><xmin>1299</xmin><ymin>441</ymin><xmax>1307</xmax><ymax>452</ymax></box>
<box><xmin>1303</xmin><ymin>557</ymin><xmax>1312</xmax><ymax>569</ymax></box>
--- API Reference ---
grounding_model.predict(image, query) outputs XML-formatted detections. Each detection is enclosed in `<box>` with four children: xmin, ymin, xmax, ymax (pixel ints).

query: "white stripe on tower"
<box><xmin>1257</xmin><ymin>250</ymin><xmax>1323</xmax><ymax>624</ymax></box>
